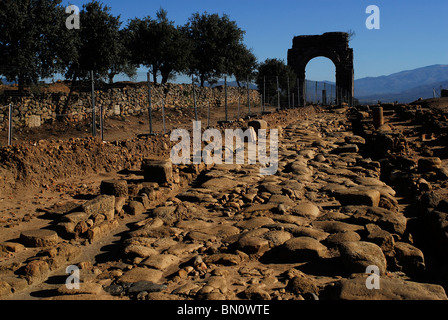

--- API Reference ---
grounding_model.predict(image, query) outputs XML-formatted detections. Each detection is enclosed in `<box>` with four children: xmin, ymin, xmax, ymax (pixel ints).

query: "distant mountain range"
<box><xmin>355</xmin><ymin>64</ymin><xmax>448</xmax><ymax>103</ymax></box>
<box><xmin>207</xmin><ymin>65</ymin><xmax>448</xmax><ymax>104</ymax></box>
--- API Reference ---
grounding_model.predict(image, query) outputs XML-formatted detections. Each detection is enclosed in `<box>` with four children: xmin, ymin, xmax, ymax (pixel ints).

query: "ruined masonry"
<box><xmin>1</xmin><ymin>103</ymin><xmax>448</xmax><ymax>301</ymax></box>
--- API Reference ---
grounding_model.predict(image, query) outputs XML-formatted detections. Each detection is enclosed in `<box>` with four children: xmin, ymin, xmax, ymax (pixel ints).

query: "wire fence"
<box><xmin>0</xmin><ymin>70</ymin><xmax>346</xmax><ymax>146</ymax></box>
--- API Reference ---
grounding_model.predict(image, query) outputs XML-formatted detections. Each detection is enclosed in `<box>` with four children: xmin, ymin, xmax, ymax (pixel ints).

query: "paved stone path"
<box><xmin>2</xmin><ymin>105</ymin><xmax>447</xmax><ymax>300</ymax></box>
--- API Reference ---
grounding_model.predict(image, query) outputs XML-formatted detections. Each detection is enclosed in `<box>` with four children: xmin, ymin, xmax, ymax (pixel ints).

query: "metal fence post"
<box><xmin>8</xmin><ymin>103</ymin><xmax>13</xmax><ymax>146</ymax></box>
<box><xmin>224</xmin><ymin>76</ymin><xmax>228</xmax><ymax>121</ymax></box>
<box><xmin>263</xmin><ymin>76</ymin><xmax>266</xmax><ymax>108</ymax></box>
<box><xmin>287</xmin><ymin>76</ymin><xmax>290</xmax><ymax>109</ymax></box>
<box><xmin>162</xmin><ymin>98</ymin><xmax>166</xmax><ymax>134</ymax></box>
<box><xmin>207</xmin><ymin>101</ymin><xmax>211</xmax><ymax>127</ymax></box>
<box><xmin>192</xmin><ymin>76</ymin><xmax>198</xmax><ymax>122</ymax></box>
<box><xmin>247</xmin><ymin>78</ymin><xmax>251</xmax><ymax>115</ymax></box>
<box><xmin>91</xmin><ymin>70</ymin><xmax>96</xmax><ymax>137</ymax></box>
<box><xmin>237</xmin><ymin>94</ymin><xmax>241</xmax><ymax>119</ymax></box>
<box><xmin>262</xmin><ymin>94</ymin><xmax>265</xmax><ymax>113</ymax></box>
<box><xmin>100</xmin><ymin>100</ymin><xmax>104</xmax><ymax>141</ymax></box>
<box><xmin>330</xmin><ymin>85</ymin><xmax>333</xmax><ymax>105</ymax></box>
<box><xmin>147</xmin><ymin>72</ymin><xmax>154</xmax><ymax>135</ymax></box>
<box><xmin>276</xmin><ymin>76</ymin><xmax>280</xmax><ymax>109</ymax></box>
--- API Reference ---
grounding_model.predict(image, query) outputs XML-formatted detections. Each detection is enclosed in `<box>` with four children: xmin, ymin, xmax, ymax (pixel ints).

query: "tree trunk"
<box><xmin>236</xmin><ymin>80</ymin><xmax>241</xmax><ymax>88</ymax></box>
<box><xmin>18</xmin><ymin>77</ymin><xmax>26</xmax><ymax>93</ymax></box>
<box><xmin>152</xmin><ymin>66</ymin><xmax>158</xmax><ymax>84</ymax></box>
<box><xmin>200</xmin><ymin>75</ymin><xmax>205</xmax><ymax>87</ymax></box>
<box><xmin>108</xmin><ymin>72</ymin><xmax>116</xmax><ymax>84</ymax></box>
<box><xmin>58</xmin><ymin>72</ymin><xmax>78</xmax><ymax>122</ymax></box>
<box><xmin>161</xmin><ymin>71</ymin><xmax>169</xmax><ymax>84</ymax></box>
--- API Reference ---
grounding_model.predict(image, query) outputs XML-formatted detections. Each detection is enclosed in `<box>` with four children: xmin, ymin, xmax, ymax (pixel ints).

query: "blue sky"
<box><xmin>63</xmin><ymin>0</ymin><xmax>448</xmax><ymax>81</ymax></box>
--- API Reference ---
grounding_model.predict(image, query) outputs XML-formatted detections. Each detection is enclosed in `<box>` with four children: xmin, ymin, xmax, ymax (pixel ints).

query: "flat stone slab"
<box><xmin>339</xmin><ymin>241</ymin><xmax>387</xmax><ymax>275</ymax></box>
<box><xmin>236</xmin><ymin>217</ymin><xmax>275</xmax><ymax>230</ymax></box>
<box><xmin>119</xmin><ymin>267</ymin><xmax>163</xmax><ymax>284</ymax></box>
<box><xmin>333</xmin><ymin>189</ymin><xmax>381</xmax><ymax>207</ymax></box>
<box><xmin>342</xmin><ymin>205</ymin><xmax>407</xmax><ymax>235</ymax></box>
<box><xmin>332</xmin><ymin>144</ymin><xmax>359</xmax><ymax>154</ymax></box>
<box><xmin>20</xmin><ymin>229</ymin><xmax>59</xmax><ymax>247</ymax></box>
<box><xmin>201</xmin><ymin>177</ymin><xmax>243</xmax><ymax>191</ymax></box>
<box><xmin>237</xmin><ymin>236</ymin><xmax>270</xmax><ymax>255</ymax></box>
<box><xmin>280</xmin><ymin>236</ymin><xmax>330</xmax><ymax>262</ymax></box>
<box><xmin>311</xmin><ymin>220</ymin><xmax>364</xmax><ymax>234</ymax></box>
<box><xmin>291</xmin><ymin>202</ymin><xmax>320</xmax><ymax>219</ymax></box>
<box><xmin>141</xmin><ymin>254</ymin><xmax>180</xmax><ymax>270</ymax></box>
<box><xmin>82</xmin><ymin>195</ymin><xmax>115</xmax><ymax>220</ymax></box>
<box><xmin>61</xmin><ymin>211</ymin><xmax>89</xmax><ymax>224</ymax></box>
<box><xmin>127</xmin><ymin>281</ymin><xmax>167</xmax><ymax>294</ymax></box>
<box><xmin>394</xmin><ymin>241</ymin><xmax>425</xmax><ymax>275</ymax></box>
<box><xmin>331</xmin><ymin>276</ymin><xmax>448</xmax><ymax>300</ymax></box>
<box><xmin>418</xmin><ymin>157</ymin><xmax>442</xmax><ymax>172</ymax></box>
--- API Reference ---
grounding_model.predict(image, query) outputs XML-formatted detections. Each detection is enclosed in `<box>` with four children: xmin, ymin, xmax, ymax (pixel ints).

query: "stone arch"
<box><xmin>287</xmin><ymin>32</ymin><xmax>354</xmax><ymax>106</ymax></box>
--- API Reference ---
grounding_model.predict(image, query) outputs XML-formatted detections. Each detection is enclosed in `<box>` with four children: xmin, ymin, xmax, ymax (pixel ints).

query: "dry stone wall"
<box><xmin>0</xmin><ymin>82</ymin><xmax>260</xmax><ymax>129</ymax></box>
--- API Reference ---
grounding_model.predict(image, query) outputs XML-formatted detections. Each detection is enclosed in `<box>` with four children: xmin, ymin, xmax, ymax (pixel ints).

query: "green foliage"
<box><xmin>0</xmin><ymin>2</ymin><xmax>264</xmax><ymax>92</ymax></box>
<box><xmin>0</xmin><ymin>0</ymin><xmax>75</xmax><ymax>90</ymax></box>
<box><xmin>125</xmin><ymin>8</ymin><xmax>191</xmax><ymax>84</ymax></box>
<box><xmin>108</xmin><ymin>29</ymin><xmax>138</xmax><ymax>83</ymax></box>
<box><xmin>232</xmin><ymin>45</ymin><xmax>258</xmax><ymax>87</ymax></box>
<box><xmin>256</xmin><ymin>58</ymin><xmax>297</xmax><ymax>99</ymax></box>
<box><xmin>67</xmin><ymin>1</ymin><xmax>123</xmax><ymax>81</ymax></box>
<box><xmin>183</xmin><ymin>12</ymin><xmax>247</xmax><ymax>86</ymax></box>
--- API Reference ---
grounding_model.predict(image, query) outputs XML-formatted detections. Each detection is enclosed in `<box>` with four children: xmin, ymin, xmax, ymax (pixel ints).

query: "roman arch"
<box><xmin>287</xmin><ymin>32</ymin><xmax>354</xmax><ymax>106</ymax></box>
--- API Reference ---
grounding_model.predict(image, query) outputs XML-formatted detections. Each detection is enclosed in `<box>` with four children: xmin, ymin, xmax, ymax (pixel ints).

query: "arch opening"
<box><xmin>305</xmin><ymin>56</ymin><xmax>337</xmax><ymax>105</ymax></box>
<box><xmin>287</xmin><ymin>32</ymin><xmax>354</xmax><ymax>107</ymax></box>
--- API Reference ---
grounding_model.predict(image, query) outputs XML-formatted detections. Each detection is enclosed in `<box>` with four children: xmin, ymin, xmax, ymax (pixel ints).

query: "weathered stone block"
<box><xmin>418</xmin><ymin>157</ymin><xmax>442</xmax><ymax>173</ymax></box>
<box><xmin>23</xmin><ymin>260</ymin><xmax>50</xmax><ymax>284</ymax></box>
<box><xmin>365</xmin><ymin>224</ymin><xmax>395</xmax><ymax>253</ymax></box>
<box><xmin>125</xmin><ymin>200</ymin><xmax>145</xmax><ymax>215</ymax></box>
<box><xmin>25</xmin><ymin>115</ymin><xmax>41</xmax><ymax>128</ymax></box>
<box><xmin>0</xmin><ymin>281</ymin><xmax>12</xmax><ymax>298</ymax></box>
<box><xmin>342</xmin><ymin>206</ymin><xmax>407</xmax><ymax>235</ymax></box>
<box><xmin>86</xmin><ymin>220</ymin><xmax>119</xmax><ymax>242</ymax></box>
<box><xmin>292</xmin><ymin>202</ymin><xmax>320</xmax><ymax>219</ymax></box>
<box><xmin>82</xmin><ymin>195</ymin><xmax>115</xmax><ymax>220</ymax></box>
<box><xmin>20</xmin><ymin>229</ymin><xmax>59</xmax><ymax>247</ymax></box>
<box><xmin>248</xmin><ymin>119</ymin><xmax>268</xmax><ymax>133</ymax></box>
<box><xmin>332</xmin><ymin>144</ymin><xmax>359</xmax><ymax>154</ymax></box>
<box><xmin>60</xmin><ymin>211</ymin><xmax>89</xmax><ymax>224</ymax></box>
<box><xmin>331</xmin><ymin>276</ymin><xmax>447</xmax><ymax>300</ymax></box>
<box><xmin>237</xmin><ymin>236</ymin><xmax>270</xmax><ymax>255</ymax></box>
<box><xmin>119</xmin><ymin>267</ymin><xmax>163</xmax><ymax>284</ymax></box>
<box><xmin>393</xmin><ymin>242</ymin><xmax>425</xmax><ymax>275</ymax></box>
<box><xmin>141</xmin><ymin>254</ymin><xmax>180</xmax><ymax>270</ymax></box>
<box><xmin>339</xmin><ymin>241</ymin><xmax>387</xmax><ymax>275</ymax></box>
<box><xmin>100</xmin><ymin>180</ymin><xmax>128</xmax><ymax>197</ymax></box>
<box><xmin>334</xmin><ymin>189</ymin><xmax>381</xmax><ymax>207</ymax></box>
<box><xmin>142</xmin><ymin>159</ymin><xmax>173</xmax><ymax>184</ymax></box>
<box><xmin>281</xmin><ymin>237</ymin><xmax>329</xmax><ymax>261</ymax></box>
<box><xmin>1</xmin><ymin>242</ymin><xmax>25</xmax><ymax>253</ymax></box>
